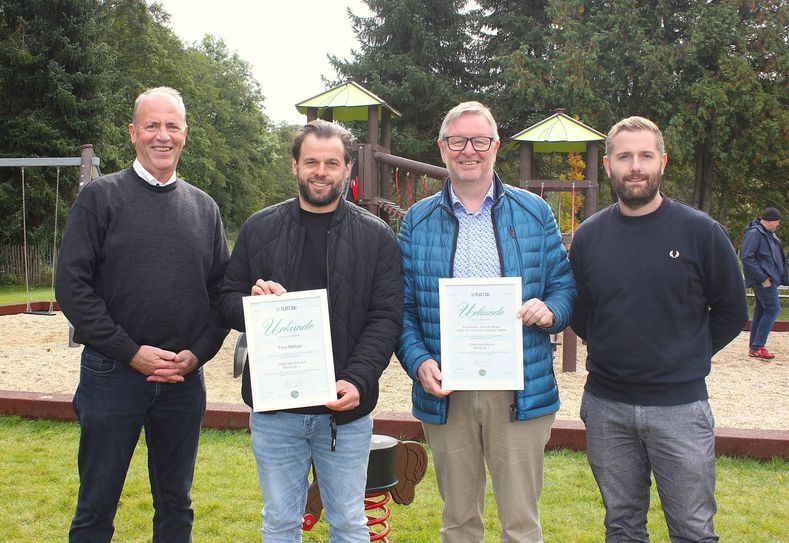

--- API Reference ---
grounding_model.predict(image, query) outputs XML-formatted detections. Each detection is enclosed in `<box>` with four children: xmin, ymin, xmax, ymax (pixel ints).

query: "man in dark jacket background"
<box><xmin>219</xmin><ymin>120</ymin><xmax>403</xmax><ymax>542</ymax></box>
<box><xmin>741</xmin><ymin>207</ymin><xmax>786</xmax><ymax>360</ymax></box>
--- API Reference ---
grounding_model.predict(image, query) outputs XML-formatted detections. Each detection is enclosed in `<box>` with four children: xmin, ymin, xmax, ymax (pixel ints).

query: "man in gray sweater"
<box><xmin>56</xmin><ymin>86</ymin><xmax>229</xmax><ymax>543</ymax></box>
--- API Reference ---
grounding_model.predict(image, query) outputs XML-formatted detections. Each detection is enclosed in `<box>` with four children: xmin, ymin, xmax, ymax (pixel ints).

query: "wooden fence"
<box><xmin>0</xmin><ymin>245</ymin><xmax>56</xmax><ymax>287</ymax></box>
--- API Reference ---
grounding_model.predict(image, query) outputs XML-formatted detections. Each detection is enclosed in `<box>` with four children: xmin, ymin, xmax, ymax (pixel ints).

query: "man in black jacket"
<box><xmin>56</xmin><ymin>87</ymin><xmax>229</xmax><ymax>543</ymax></box>
<box><xmin>219</xmin><ymin>120</ymin><xmax>403</xmax><ymax>542</ymax></box>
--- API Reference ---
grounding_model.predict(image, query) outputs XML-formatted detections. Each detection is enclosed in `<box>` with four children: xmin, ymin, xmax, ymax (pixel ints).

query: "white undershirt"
<box><xmin>133</xmin><ymin>158</ymin><xmax>177</xmax><ymax>187</ymax></box>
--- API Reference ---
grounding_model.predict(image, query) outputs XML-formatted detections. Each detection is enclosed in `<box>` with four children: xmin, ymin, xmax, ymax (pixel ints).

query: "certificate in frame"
<box><xmin>242</xmin><ymin>289</ymin><xmax>336</xmax><ymax>411</ymax></box>
<box><xmin>439</xmin><ymin>277</ymin><xmax>524</xmax><ymax>391</ymax></box>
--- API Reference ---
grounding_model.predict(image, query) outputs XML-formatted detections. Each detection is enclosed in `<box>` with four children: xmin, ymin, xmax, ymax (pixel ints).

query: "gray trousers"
<box><xmin>581</xmin><ymin>390</ymin><xmax>719</xmax><ymax>543</ymax></box>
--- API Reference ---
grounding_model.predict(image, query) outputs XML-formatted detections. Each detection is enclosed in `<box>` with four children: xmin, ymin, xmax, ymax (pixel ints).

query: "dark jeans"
<box><xmin>69</xmin><ymin>348</ymin><xmax>206</xmax><ymax>543</ymax></box>
<box><xmin>749</xmin><ymin>283</ymin><xmax>780</xmax><ymax>349</ymax></box>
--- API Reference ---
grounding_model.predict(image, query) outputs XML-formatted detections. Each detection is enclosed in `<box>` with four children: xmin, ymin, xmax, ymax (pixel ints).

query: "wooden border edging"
<box><xmin>1</xmin><ymin>391</ymin><xmax>787</xmax><ymax>460</ymax></box>
<box><xmin>0</xmin><ymin>301</ymin><xmax>61</xmax><ymax>316</ymax></box>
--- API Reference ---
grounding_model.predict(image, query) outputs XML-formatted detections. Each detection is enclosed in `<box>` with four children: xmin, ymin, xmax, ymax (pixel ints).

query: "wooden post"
<box><xmin>78</xmin><ymin>144</ymin><xmax>99</xmax><ymax>193</ymax></box>
<box><xmin>562</xmin><ymin>328</ymin><xmax>578</xmax><ymax>372</ymax></box>
<box><xmin>307</xmin><ymin>108</ymin><xmax>318</xmax><ymax>122</ymax></box>
<box><xmin>320</xmin><ymin>108</ymin><xmax>334</xmax><ymax>122</ymax></box>
<box><xmin>584</xmin><ymin>141</ymin><xmax>599</xmax><ymax>219</ymax></box>
<box><xmin>519</xmin><ymin>142</ymin><xmax>533</xmax><ymax>190</ymax></box>
<box><xmin>379</xmin><ymin>109</ymin><xmax>392</xmax><ymax>202</ymax></box>
<box><xmin>367</xmin><ymin>105</ymin><xmax>379</xmax><ymax>145</ymax></box>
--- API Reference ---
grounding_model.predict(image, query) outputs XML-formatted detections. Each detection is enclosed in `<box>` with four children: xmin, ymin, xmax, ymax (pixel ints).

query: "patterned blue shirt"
<box><xmin>450</xmin><ymin>182</ymin><xmax>501</xmax><ymax>278</ymax></box>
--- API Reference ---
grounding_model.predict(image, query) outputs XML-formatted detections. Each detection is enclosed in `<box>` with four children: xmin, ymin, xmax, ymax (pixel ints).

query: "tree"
<box><xmin>0</xmin><ymin>0</ymin><xmax>112</xmax><ymax>244</ymax></box>
<box><xmin>330</xmin><ymin>0</ymin><xmax>476</xmax><ymax>164</ymax></box>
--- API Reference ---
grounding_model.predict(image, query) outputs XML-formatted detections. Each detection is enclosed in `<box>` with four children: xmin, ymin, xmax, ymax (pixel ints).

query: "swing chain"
<box><xmin>49</xmin><ymin>167</ymin><xmax>61</xmax><ymax>313</ymax></box>
<box><xmin>20</xmin><ymin>167</ymin><xmax>32</xmax><ymax>313</ymax></box>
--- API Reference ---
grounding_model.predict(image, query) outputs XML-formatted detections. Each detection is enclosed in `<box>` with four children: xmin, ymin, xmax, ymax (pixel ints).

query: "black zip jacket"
<box><xmin>219</xmin><ymin>197</ymin><xmax>403</xmax><ymax>424</ymax></box>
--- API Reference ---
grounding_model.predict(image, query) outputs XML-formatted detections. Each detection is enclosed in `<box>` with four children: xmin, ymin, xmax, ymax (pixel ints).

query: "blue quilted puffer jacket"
<box><xmin>397</xmin><ymin>175</ymin><xmax>577</xmax><ymax>424</ymax></box>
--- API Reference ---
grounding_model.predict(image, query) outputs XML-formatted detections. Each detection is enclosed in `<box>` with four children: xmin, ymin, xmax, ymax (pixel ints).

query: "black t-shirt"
<box><xmin>295</xmin><ymin>208</ymin><xmax>334</xmax><ymax>291</ymax></box>
<box><xmin>287</xmin><ymin>208</ymin><xmax>335</xmax><ymax>415</ymax></box>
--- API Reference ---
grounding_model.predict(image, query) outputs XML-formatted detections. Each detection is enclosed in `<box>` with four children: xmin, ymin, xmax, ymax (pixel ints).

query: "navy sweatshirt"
<box><xmin>569</xmin><ymin>197</ymin><xmax>748</xmax><ymax>405</ymax></box>
<box><xmin>55</xmin><ymin>167</ymin><xmax>229</xmax><ymax>366</ymax></box>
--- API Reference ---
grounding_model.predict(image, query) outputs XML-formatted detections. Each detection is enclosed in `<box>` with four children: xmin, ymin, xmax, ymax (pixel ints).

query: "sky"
<box><xmin>154</xmin><ymin>0</ymin><xmax>372</xmax><ymax>125</ymax></box>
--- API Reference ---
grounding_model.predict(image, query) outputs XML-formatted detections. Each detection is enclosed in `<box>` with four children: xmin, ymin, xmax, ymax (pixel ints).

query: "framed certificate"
<box><xmin>439</xmin><ymin>277</ymin><xmax>524</xmax><ymax>391</ymax></box>
<box><xmin>242</xmin><ymin>289</ymin><xmax>336</xmax><ymax>411</ymax></box>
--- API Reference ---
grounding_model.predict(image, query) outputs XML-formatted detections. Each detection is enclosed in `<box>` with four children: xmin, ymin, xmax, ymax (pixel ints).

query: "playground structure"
<box><xmin>0</xmin><ymin>145</ymin><xmax>101</xmax><ymax>315</ymax></box>
<box><xmin>297</xmin><ymin>82</ymin><xmax>606</xmax><ymax>372</ymax></box>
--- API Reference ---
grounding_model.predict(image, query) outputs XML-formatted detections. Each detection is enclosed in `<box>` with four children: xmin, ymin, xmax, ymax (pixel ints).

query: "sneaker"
<box><xmin>749</xmin><ymin>347</ymin><xmax>776</xmax><ymax>360</ymax></box>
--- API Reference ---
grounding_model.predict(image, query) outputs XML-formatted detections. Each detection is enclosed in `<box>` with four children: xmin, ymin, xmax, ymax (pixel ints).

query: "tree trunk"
<box><xmin>693</xmin><ymin>142</ymin><xmax>713</xmax><ymax>214</ymax></box>
<box><xmin>718</xmin><ymin>176</ymin><xmax>729</xmax><ymax>225</ymax></box>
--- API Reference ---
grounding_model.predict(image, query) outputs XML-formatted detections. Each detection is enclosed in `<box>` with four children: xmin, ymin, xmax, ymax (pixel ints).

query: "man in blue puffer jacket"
<box><xmin>397</xmin><ymin>101</ymin><xmax>576</xmax><ymax>542</ymax></box>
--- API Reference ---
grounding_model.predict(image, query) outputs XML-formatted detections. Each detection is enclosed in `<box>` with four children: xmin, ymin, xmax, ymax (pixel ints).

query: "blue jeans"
<box><xmin>250</xmin><ymin>411</ymin><xmax>373</xmax><ymax>543</ymax></box>
<box><xmin>749</xmin><ymin>283</ymin><xmax>780</xmax><ymax>349</ymax></box>
<box><xmin>69</xmin><ymin>348</ymin><xmax>206</xmax><ymax>543</ymax></box>
<box><xmin>581</xmin><ymin>390</ymin><xmax>718</xmax><ymax>543</ymax></box>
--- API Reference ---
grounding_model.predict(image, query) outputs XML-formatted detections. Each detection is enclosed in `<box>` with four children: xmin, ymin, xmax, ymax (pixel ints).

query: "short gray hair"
<box><xmin>439</xmin><ymin>101</ymin><xmax>499</xmax><ymax>141</ymax></box>
<box><xmin>133</xmin><ymin>86</ymin><xmax>187</xmax><ymax>125</ymax></box>
<box><xmin>606</xmin><ymin>116</ymin><xmax>664</xmax><ymax>156</ymax></box>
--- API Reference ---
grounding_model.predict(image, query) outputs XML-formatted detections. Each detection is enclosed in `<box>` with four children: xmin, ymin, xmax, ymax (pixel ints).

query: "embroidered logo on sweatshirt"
<box><xmin>669</xmin><ymin>250</ymin><xmax>680</xmax><ymax>259</ymax></box>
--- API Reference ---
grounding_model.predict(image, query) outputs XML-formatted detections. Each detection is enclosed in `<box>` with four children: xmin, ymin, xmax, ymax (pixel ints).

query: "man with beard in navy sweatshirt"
<box><xmin>569</xmin><ymin>116</ymin><xmax>748</xmax><ymax>542</ymax></box>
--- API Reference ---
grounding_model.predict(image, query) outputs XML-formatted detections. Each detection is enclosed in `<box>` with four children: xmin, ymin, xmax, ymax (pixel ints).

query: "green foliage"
<box><xmin>0</xmin><ymin>416</ymin><xmax>787</xmax><ymax>541</ymax></box>
<box><xmin>0</xmin><ymin>0</ymin><xmax>294</xmax><ymax>245</ymax></box>
<box><xmin>329</xmin><ymin>0</ymin><xmax>476</xmax><ymax>164</ymax></box>
<box><xmin>331</xmin><ymin>0</ymin><xmax>787</xmax><ymax>236</ymax></box>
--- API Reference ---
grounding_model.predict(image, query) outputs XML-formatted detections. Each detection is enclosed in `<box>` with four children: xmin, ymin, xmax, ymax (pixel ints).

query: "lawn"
<box><xmin>0</xmin><ymin>285</ymin><xmax>54</xmax><ymax>305</ymax></box>
<box><xmin>0</xmin><ymin>416</ymin><xmax>786</xmax><ymax>542</ymax></box>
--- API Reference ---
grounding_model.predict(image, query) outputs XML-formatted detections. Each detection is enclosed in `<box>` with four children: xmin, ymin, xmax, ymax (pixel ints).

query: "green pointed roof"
<box><xmin>511</xmin><ymin>109</ymin><xmax>604</xmax><ymax>153</ymax></box>
<box><xmin>295</xmin><ymin>81</ymin><xmax>401</xmax><ymax>121</ymax></box>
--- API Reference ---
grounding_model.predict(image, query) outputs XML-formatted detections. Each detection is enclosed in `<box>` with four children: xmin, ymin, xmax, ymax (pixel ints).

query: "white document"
<box><xmin>439</xmin><ymin>277</ymin><xmax>524</xmax><ymax>391</ymax></box>
<box><xmin>242</xmin><ymin>289</ymin><xmax>336</xmax><ymax>411</ymax></box>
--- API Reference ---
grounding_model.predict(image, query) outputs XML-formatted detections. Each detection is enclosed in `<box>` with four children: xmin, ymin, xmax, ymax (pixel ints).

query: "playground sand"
<box><xmin>1</xmin><ymin>312</ymin><xmax>787</xmax><ymax>430</ymax></box>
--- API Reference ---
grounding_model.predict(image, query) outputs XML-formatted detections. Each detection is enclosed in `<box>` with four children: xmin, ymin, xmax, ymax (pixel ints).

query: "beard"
<box><xmin>611</xmin><ymin>170</ymin><xmax>662</xmax><ymax>210</ymax></box>
<box><xmin>298</xmin><ymin>175</ymin><xmax>344</xmax><ymax>208</ymax></box>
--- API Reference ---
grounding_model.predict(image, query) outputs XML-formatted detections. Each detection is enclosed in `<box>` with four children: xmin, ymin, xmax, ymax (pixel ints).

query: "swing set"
<box><xmin>0</xmin><ymin>145</ymin><xmax>101</xmax><ymax>317</ymax></box>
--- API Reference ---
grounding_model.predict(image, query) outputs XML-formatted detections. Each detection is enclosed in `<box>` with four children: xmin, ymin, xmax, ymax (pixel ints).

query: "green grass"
<box><xmin>0</xmin><ymin>285</ymin><xmax>55</xmax><ymax>305</ymax></box>
<box><xmin>747</xmin><ymin>290</ymin><xmax>789</xmax><ymax>321</ymax></box>
<box><xmin>0</xmin><ymin>416</ymin><xmax>786</xmax><ymax>542</ymax></box>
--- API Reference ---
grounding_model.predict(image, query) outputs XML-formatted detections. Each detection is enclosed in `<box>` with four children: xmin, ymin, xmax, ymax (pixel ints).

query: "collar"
<box><xmin>449</xmin><ymin>180</ymin><xmax>496</xmax><ymax>215</ymax></box>
<box><xmin>133</xmin><ymin>159</ymin><xmax>177</xmax><ymax>187</ymax></box>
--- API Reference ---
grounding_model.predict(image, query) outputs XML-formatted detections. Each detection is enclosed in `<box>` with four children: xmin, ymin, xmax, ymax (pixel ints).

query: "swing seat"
<box><xmin>24</xmin><ymin>309</ymin><xmax>56</xmax><ymax>316</ymax></box>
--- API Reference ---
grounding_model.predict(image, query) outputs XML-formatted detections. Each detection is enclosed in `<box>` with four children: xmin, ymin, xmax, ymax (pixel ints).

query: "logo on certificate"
<box><xmin>479</xmin><ymin>369</ymin><xmax>486</xmax><ymax>377</ymax></box>
<box><xmin>291</xmin><ymin>390</ymin><xmax>299</xmax><ymax>399</ymax></box>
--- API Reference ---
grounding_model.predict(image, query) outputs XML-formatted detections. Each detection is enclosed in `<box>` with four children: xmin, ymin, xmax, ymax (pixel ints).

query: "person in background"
<box><xmin>741</xmin><ymin>206</ymin><xmax>786</xmax><ymax>360</ymax></box>
<box><xmin>56</xmin><ymin>86</ymin><xmax>229</xmax><ymax>543</ymax></box>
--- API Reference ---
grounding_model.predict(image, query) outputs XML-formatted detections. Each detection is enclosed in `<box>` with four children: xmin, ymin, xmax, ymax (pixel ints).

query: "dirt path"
<box><xmin>1</xmin><ymin>313</ymin><xmax>787</xmax><ymax>430</ymax></box>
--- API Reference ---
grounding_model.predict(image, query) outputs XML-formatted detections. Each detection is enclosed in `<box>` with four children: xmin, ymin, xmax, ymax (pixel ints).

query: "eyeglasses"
<box><xmin>443</xmin><ymin>136</ymin><xmax>495</xmax><ymax>152</ymax></box>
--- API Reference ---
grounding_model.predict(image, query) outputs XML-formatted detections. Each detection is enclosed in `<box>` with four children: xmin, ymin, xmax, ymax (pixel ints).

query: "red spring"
<box><xmin>365</xmin><ymin>491</ymin><xmax>392</xmax><ymax>542</ymax></box>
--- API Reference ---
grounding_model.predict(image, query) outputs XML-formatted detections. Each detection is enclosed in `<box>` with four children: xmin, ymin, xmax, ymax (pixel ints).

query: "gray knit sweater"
<box><xmin>56</xmin><ymin>167</ymin><xmax>229</xmax><ymax>365</ymax></box>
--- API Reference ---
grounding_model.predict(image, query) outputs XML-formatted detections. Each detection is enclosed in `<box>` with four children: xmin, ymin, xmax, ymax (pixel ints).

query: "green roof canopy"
<box><xmin>295</xmin><ymin>81</ymin><xmax>401</xmax><ymax>121</ymax></box>
<box><xmin>511</xmin><ymin>109</ymin><xmax>604</xmax><ymax>153</ymax></box>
